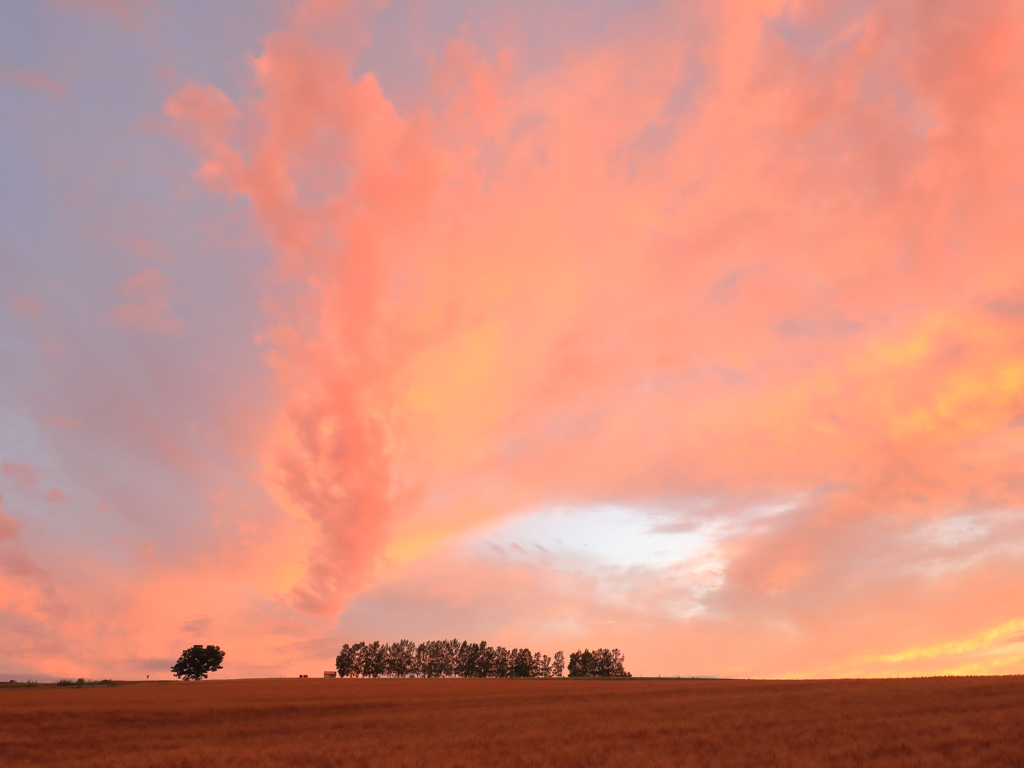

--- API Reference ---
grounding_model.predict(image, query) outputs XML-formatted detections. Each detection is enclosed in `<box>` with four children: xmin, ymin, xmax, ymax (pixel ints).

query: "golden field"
<box><xmin>2</xmin><ymin>676</ymin><xmax>1023</xmax><ymax>767</ymax></box>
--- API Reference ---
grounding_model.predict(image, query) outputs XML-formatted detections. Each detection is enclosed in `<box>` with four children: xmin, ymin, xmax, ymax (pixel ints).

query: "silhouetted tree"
<box><xmin>457</xmin><ymin>641</ymin><xmax>481</xmax><ymax>677</ymax></box>
<box><xmin>441</xmin><ymin>639</ymin><xmax>462</xmax><ymax>676</ymax></box>
<box><xmin>533</xmin><ymin>651</ymin><xmax>551</xmax><ymax>677</ymax></box>
<box><xmin>552</xmin><ymin>651</ymin><xmax>565</xmax><ymax>677</ymax></box>
<box><xmin>335</xmin><ymin>642</ymin><xmax>364</xmax><ymax>677</ymax></box>
<box><xmin>474</xmin><ymin>641</ymin><xmax>497</xmax><ymax>677</ymax></box>
<box><xmin>493</xmin><ymin>645</ymin><xmax>514</xmax><ymax>678</ymax></box>
<box><xmin>357</xmin><ymin>641</ymin><xmax>388</xmax><ymax>677</ymax></box>
<box><xmin>171</xmin><ymin>645</ymin><xmax>225</xmax><ymax>681</ymax></box>
<box><xmin>416</xmin><ymin>640</ymin><xmax>438</xmax><ymax>677</ymax></box>
<box><xmin>568</xmin><ymin>649</ymin><xmax>594</xmax><ymax>677</ymax></box>
<box><xmin>512</xmin><ymin>648</ymin><xmax>535</xmax><ymax>677</ymax></box>
<box><xmin>386</xmin><ymin>640</ymin><xmax>417</xmax><ymax>677</ymax></box>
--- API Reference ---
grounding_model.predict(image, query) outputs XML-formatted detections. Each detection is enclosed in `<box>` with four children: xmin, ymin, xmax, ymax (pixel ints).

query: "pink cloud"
<box><xmin>2</xmin><ymin>464</ymin><xmax>40</xmax><ymax>486</ymax></box>
<box><xmin>42</xmin><ymin>416</ymin><xmax>83</xmax><ymax>429</ymax></box>
<box><xmin>10</xmin><ymin>296</ymin><xmax>42</xmax><ymax>317</ymax></box>
<box><xmin>0</xmin><ymin>496</ymin><xmax>21</xmax><ymax>542</ymax></box>
<box><xmin>120</xmin><ymin>236</ymin><xmax>171</xmax><ymax>261</ymax></box>
<box><xmin>0</xmin><ymin>59</ymin><xmax>67</xmax><ymax>99</ymax></box>
<box><xmin>107</xmin><ymin>268</ymin><xmax>182</xmax><ymax>334</ymax></box>
<box><xmin>10</xmin><ymin>0</ymin><xmax>1024</xmax><ymax>681</ymax></box>
<box><xmin>52</xmin><ymin>0</ymin><xmax>154</xmax><ymax>29</ymax></box>
<box><xmin>155</xmin><ymin>0</ymin><xmax>1024</xmax><ymax>677</ymax></box>
<box><xmin>45</xmin><ymin>489</ymin><xmax>71</xmax><ymax>504</ymax></box>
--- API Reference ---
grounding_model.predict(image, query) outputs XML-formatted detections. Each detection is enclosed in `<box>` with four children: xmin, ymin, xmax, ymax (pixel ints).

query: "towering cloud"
<box><xmin>4</xmin><ymin>0</ymin><xmax>1024</xmax><ymax>679</ymax></box>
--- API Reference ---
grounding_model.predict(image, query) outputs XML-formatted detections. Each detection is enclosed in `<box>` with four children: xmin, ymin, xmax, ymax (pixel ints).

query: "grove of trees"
<box><xmin>567</xmin><ymin>648</ymin><xmax>630</xmax><ymax>677</ymax></box>
<box><xmin>334</xmin><ymin>640</ymin><xmax>630</xmax><ymax>678</ymax></box>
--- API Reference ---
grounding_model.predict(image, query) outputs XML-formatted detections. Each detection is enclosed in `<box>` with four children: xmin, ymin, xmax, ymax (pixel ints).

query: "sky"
<box><xmin>3</xmin><ymin>0</ymin><xmax>1024</xmax><ymax>681</ymax></box>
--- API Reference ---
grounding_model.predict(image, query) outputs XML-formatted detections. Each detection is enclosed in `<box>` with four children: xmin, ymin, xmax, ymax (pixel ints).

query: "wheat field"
<box><xmin>2</xmin><ymin>676</ymin><xmax>1023</xmax><ymax>767</ymax></box>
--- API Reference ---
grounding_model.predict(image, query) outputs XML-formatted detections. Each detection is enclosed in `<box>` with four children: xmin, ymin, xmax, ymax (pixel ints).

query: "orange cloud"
<box><xmin>140</xmin><ymin>0</ymin><xmax>1024</xmax><ymax>676</ymax></box>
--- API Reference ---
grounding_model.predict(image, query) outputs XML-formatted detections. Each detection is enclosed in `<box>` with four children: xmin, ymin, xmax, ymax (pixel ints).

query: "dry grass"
<box><xmin>2</xmin><ymin>676</ymin><xmax>1023</xmax><ymax>767</ymax></box>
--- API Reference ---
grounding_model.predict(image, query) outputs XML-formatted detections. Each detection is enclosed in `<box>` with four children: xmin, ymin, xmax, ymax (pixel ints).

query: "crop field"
<box><xmin>2</xmin><ymin>676</ymin><xmax>1023</xmax><ymax>767</ymax></box>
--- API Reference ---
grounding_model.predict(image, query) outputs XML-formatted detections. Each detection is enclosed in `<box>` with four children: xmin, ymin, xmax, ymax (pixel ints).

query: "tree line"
<box><xmin>334</xmin><ymin>640</ymin><xmax>629</xmax><ymax>678</ymax></box>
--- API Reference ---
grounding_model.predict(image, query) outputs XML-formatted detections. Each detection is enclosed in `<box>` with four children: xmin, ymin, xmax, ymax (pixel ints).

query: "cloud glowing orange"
<box><xmin>6</xmin><ymin>0</ymin><xmax>1024</xmax><ymax>681</ymax></box>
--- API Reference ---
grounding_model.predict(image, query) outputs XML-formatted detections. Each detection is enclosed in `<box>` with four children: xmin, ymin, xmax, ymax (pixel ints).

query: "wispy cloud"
<box><xmin>0</xmin><ymin>58</ymin><xmax>67</xmax><ymax>99</ymax></box>
<box><xmin>107</xmin><ymin>269</ymin><xmax>182</xmax><ymax>334</ymax></box>
<box><xmin>52</xmin><ymin>0</ymin><xmax>155</xmax><ymax>30</ymax></box>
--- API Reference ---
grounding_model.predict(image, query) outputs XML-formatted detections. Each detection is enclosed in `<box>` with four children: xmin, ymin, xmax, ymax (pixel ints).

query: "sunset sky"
<box><xmin>4</xmin><ymin>0</ymin><xmax>1024</xmax><ymax>681</ymax></box>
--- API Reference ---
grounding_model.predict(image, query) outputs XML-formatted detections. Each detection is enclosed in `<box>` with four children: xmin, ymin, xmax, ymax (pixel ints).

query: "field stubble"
<box><xmin>1</xmin><ymin>676</ymin><xmax>1023</xmax><ymax>767</ymax></box>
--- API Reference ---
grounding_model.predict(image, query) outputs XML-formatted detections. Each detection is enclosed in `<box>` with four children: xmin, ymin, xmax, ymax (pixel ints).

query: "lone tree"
<box><xmin>171</xmin><ymin>645</ymin><xmax>225</xmax><ymax>681</ymax></box>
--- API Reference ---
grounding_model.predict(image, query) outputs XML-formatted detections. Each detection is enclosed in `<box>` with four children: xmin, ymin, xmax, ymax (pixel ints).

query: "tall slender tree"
<box><xmin>552</xmin><ymin>651</ymin><xmax>565</xmax><ymax>677</ymax></box>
